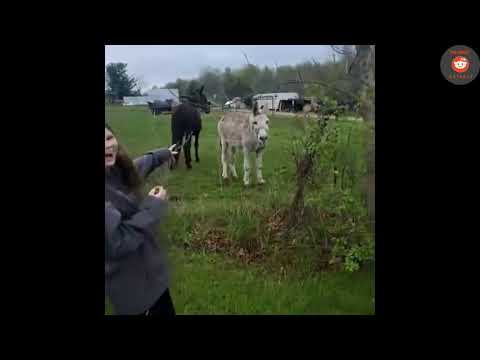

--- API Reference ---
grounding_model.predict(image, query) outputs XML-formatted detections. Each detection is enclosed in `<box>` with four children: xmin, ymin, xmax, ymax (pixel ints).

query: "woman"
<box><xmin>105</xmin><ymin>123</ymin><xmax>177</xmax><ymax>315</ymax></box>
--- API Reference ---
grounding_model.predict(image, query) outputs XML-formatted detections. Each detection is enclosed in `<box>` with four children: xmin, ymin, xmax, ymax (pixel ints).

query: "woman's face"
<box><xmin>105</xmin><ymin>127</ymin><xmax>118</xmax><ymax>168</ymax></box>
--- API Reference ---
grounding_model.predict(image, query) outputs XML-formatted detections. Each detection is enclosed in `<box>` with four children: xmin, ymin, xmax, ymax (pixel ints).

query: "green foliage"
<box><xmin>164</xmin><ymin>78</ymin><xmax>191</xmax><ymax>97</ymax></box>
<box><xmin>158</xmin><ymin>56</ymin><xmax>358</xmax><ymax>105</ymax></box>
<box><xmin>105</xmin><ymin>63</ymin><xmax>140</xmax><ymax>101</ymax></box>
<box><xmin>289</xmin><ymin>102</ymin><xmax>374</xmax><ymax>272</ymax></box>
<box><xmin>186</xmin><ymin>79</ymin><xmax>201</xmax><ymax>97</ymax></box>
<box><xmin>331</xmin><ymin>232</ymin><xmax>375</xmax><ymax>273</ymax></box>
<box><xmin>198</xmin><ymin>67</ymin><xmax>224</xmax><ymax>103</ymax></box>
<box><xmin>291</xmin><ymin>115</ymin><xmax>338</xmax><ymax>186</ymax></box>
<box><xmin>304</xmin><ymin>83</ymin><xmax>326</xmax><ymax>99</ymax></box>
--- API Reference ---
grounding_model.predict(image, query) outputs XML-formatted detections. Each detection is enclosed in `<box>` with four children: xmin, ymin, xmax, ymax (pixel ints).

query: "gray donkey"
<box><xmin>218</xmin><ymin>102</ymin><xmax>270</xmax><ymax>186</ymax></box>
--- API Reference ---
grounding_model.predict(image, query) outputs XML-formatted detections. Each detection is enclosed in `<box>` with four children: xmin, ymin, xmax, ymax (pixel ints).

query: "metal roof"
<box><xmin>145</xmin><ymin>88</ymin><xmax>180</xmax><ymax>102</ymax></box>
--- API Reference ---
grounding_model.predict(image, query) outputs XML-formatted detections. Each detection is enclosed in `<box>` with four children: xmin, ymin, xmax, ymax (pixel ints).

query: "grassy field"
<box><xmin>105</xmin><ymin>105</ymin><xmax>375</xmax><ymax>315</ymax></box>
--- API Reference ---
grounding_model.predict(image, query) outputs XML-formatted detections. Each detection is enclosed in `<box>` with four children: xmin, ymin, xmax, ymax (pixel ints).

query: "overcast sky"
<box><xmin>105</xmin><ymin>45</ymin><xmax>336</xmax><ymax>91</ymax></box>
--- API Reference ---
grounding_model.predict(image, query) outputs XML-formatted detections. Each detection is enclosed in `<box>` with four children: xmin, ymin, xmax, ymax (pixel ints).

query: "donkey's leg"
<box><xmin>243</xmin><ymin>146</ymin><xmax>251</xmax><ymax>186</ymax></box>
<box><xmin>255</xmin><ymin>150</ymin><xmax>265</xmax><ymax>185</ymax></box>
<box><xmin>171</xmin><ymin>134</ymin><xmax>181</xmax><ymax>170</ymax></box>
<box><xmin>221</xmin><ymin>139</ymin><xmax>229</xmax><ymax>180</ymax></box>
<box><xmin>229</xmin><ymin>146</ymin><xmax>238</xmax><ymax>179</ymax></box>
<box><xmin>194</xmin><ymin>131</ymin><xmax>200</xmax><ymax>162</ymax></box>
<box><xmin>173</xmin><ymin>147</ymin><xmax>181</xmax><ymax>169</ymax></box>
<box><xmin>184</xmin><ymin>134</ymin><xmax>192</xmax><ymax>169</ymax></box>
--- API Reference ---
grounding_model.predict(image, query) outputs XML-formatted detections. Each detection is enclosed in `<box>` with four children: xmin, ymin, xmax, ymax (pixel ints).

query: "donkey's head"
<box><xmin>198</xmin><ymin>85</ymin><xmax>210</xmax><ymax>114</ymax></box>
<box><xmin>250</xmin><ymin>101</ymin><xmax>270</xmax><ymax>148</ymax></box>
<box><xmin>196</xmin><ymin>85</ymin><xmax>211</xmax><ymax>114</ymax></box>
<box><xmin>181</xmin><ymin>85</ymin><xmax>211</xmax><ymax>113</ymax></box>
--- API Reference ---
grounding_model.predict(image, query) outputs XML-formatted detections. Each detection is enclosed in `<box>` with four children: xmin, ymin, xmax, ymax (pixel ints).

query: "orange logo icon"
<box><xmin>451</xmin><ymin>56</ymin><xmax>470</xmax><ymax>73</ymax></box>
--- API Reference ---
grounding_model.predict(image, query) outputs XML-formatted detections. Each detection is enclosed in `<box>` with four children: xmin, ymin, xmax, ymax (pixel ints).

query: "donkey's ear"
<box><xmin>253</xmin><ymin>101</ymin><xmax>259</xmax><ymax>116</ymax></box>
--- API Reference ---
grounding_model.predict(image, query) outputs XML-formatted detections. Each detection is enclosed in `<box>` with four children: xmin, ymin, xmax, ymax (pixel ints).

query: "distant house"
<box><xmin>146</xmin><ymin>88</ymin><xmax>180</xmax><ymax>104</ymax></box>
<box><xmin>123</xmin><ymin>96</ymin><xmax>150</xmax><ymax>106</ymax></box>
<box><xmin>123</xmin><ymin>88</ymin><xmax>180</xmax><ymax>106</ymax></box>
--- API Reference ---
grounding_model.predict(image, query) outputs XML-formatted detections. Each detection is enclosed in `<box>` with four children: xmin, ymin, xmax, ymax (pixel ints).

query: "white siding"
<box><xmin>253</xmin><ymin>92</ymin><xmax>299</xmax><ymax>111</ymax></box>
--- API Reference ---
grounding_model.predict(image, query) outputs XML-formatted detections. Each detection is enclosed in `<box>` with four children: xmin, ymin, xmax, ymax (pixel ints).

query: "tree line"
<box><xmin>106</xmin><ymin>46</ymin><xmax>359</xmax><ymax>105</ymax></box>
<box><xmin>105</xmin><ymin>63</ymin><xmax>141</xmax><ymax>103</ymax></box>
<box><xmin>164</xmin><ymin>51</ymin><xmax>357</xmax><ymax>105</ymax></box>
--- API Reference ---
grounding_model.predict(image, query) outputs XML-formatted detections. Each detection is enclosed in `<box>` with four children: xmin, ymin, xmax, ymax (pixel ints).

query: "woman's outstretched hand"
<box><xmin>168</xmin><ymin>144</ymin><xmax>179</xmax><ymax>156</ymax></box>
<box><xmin>168</xmin><ymin>144</ymin><xmax>179</xmax><ymax>165</ymax></box>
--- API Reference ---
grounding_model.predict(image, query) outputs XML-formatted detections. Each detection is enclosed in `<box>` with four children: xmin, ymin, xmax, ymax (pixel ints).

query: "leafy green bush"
<box><xmin>331</xmin><ymin>233</ymin><xmax>375</xmax><ymax>272</ymax></box>
<box><xmin>287</xmin><ymin>105</ymin><xmax>374</xmax><ymax>272</ymax></box>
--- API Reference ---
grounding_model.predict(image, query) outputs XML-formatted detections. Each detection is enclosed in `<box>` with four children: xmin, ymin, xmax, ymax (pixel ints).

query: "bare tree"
<box><xmin>349</xmin><ymin>45</ymin><xmax>375</xmax><ymax>232</ymax></box>
<box><xmin>330</xmin><ymin>45</ymin><xmax>356</xmax><ymax>57</ymax></box>
<box><xmin>331</xmin><ymin>44</ymin><xmax>375</xmax><ymax>231</ymax></box>
<box><xmin>242</xmin><ymin>51</ymin><xmax>251</xmax><ymax>66</ymax></box>
<box><xmin>136</xmin><ymin>75</ymin><xmax>147</xmax><ymax>94</ymax></box>
<box><xmin>331</xmin><ymin>45</ymin><xmax>356</xmax><ymax>74</ymax></box>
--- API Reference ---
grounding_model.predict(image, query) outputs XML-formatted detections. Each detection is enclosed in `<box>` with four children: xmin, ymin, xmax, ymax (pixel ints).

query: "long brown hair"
<box><xmin>115</xmin><ymin>145</ymin><xmax>143</xmax><ymax>194</ymax></box>
<box><xmin>106</xmin><ymin>124</ymin><xmax>143</xmax><ymax>195</ymax></box>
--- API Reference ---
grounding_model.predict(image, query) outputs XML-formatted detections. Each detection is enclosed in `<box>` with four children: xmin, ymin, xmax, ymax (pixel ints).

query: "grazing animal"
<box><xmin>147</xmin><ymin>101</ymin><xmax>157</xmax><ymax>116</ymax></box>
<box><xmin>218</xmin><ymin>102</ymin><xmax>270</xmax><ymax>186</ymax></box>
<box><xmin>171</xmin><ymin>86</ymin><xmax>210</xmax><ymax>169</ymax></box>
<box><xmin>147</xmin><ymin>100</ymin><xmax>173</xmax><ymax>116</ymax></box>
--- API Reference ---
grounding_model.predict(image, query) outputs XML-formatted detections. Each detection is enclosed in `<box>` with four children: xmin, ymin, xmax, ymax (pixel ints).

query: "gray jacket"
<box><xmin>105</xmin><ymin>148</ymin><xmax>172</xmax><ymax>315</ymax></box>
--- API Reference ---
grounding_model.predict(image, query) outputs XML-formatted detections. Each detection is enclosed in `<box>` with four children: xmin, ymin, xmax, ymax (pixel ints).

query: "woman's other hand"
<box><xmin>149</xmin><ymin>186</ymin><xmax>168</xmax><ymax>200</ymax></box>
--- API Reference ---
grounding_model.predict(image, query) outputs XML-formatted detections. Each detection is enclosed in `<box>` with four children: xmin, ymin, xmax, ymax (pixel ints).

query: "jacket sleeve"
<box><xmin>105</xmin><ymin>196</ymin><xmax>168</xmax><ymax>259</ymax></box>
<box><xmin>134</xmin><ymin>148</ymin><xmax>172</xmax><ymax>179</ymax></box>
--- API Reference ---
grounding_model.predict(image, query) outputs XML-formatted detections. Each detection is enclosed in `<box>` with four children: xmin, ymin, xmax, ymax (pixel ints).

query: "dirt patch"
<box><xmin>188</xmin><ymin>224</ymin><xmax>267</xmax><ymax>264</ymax></box>
<box><xmin>183</xmin><ymin>207</ymin><xmax>344</xmax><ymax>273</ymax></box>
<box><xmin>265</xmin><ymin>209</ymin><xmax>288</xmax><ymax>238</ymax></box>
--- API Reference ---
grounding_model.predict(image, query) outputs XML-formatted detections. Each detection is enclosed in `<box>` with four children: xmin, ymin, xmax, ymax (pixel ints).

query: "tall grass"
<box><xmin>105</xmin><ymin>105</ymin><xmax>375</xmax><ymax>315</ymax></box>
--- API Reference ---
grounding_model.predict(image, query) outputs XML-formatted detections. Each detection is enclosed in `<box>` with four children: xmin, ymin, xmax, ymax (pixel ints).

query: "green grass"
<box><xmin>105</xmin><ymin>105</ymin><xmax>374</xmax><ymax>315</ymax></box>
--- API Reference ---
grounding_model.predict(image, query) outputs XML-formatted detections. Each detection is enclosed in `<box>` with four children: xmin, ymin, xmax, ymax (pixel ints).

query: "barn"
<box><xmin>146</xmin><ymin>88</ymin><xmax>180</xmax><ymax>104</ymax></box>
<box><xmin>123</xmin><ymin>96</ymin><xmax>150</xmax><ymax>106</ymax></box>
